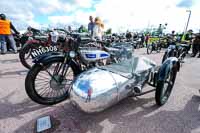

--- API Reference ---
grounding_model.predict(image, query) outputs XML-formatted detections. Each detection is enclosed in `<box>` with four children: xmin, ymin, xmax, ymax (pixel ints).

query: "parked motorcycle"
<box><xmin>147</xmin><ymin>41</ymin><xmax>162</xmax><ymax>54</ymax></box>
<box><xmin>19</xmin><ymin>28</ymin><xmax>68</xmax><ymax>69</ymax></box>
<box><xmin>25</xmin><ymin>38</ymin><xmax>133</xmax><ymax>105</ymax></box>
<box><xmin>25</xmin><ymin>47</ymin><xmax>180</xmax><ymax>113</ymax></box>
<box><xmin>162</xmin><ymin>43</ymin><xmax>189</xmax><ymax>64</ymax></box>
<box><xmin>19</xmin><ymin>35</ymin><xmax>51</xmax><ymax>69</ymax></box>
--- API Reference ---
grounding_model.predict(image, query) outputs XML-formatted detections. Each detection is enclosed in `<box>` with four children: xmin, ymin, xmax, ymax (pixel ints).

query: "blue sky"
<box><xmin>0</xmin><ymin>0</ymin><xmax>200</xmax><ymax>32</ymax></box>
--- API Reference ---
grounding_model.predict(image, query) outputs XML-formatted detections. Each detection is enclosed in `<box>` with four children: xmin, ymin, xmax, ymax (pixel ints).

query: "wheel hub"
<box><xmin>50</xmin><ymin>75</ymin><xmax>65</xmax><ymax>90</ymax></box>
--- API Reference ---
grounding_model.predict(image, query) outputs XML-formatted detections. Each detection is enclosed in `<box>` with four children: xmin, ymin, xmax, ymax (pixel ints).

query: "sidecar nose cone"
<box><xmin>70</xmin><ymin>68</ymin><xmax>128</xmax><ymax>113</ymax></box>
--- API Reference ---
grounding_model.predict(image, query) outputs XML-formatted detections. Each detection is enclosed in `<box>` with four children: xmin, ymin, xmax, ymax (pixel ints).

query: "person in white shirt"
<box><xmin>92</xmin><ymin>17</ymin><xmax>104</xmax><ymax>40</ymax></box>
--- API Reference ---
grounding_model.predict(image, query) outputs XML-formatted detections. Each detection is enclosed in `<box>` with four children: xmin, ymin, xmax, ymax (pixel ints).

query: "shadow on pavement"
<box><xmin>0</xmin><ymin>69</ymin><xmax>28</xmax><ymax>78</ymax></box>
<box><xmin>14</xmin><ymin>96</ymin><xmax>157</xmax><ymax>133</ymax></box>
<box><xmin>0</xmin><ymin>58</ymin><xmax>19</xmax><ymax>64</ymax></box>
<box><xmin>13</xmin><ymin>95</ymin><xmax>200</xmax><ymax>133</ymax></box>
<box><xmin>0</xmin><ymin>91</ymin><xmax>47</xmax><ymax>120</ymax></box>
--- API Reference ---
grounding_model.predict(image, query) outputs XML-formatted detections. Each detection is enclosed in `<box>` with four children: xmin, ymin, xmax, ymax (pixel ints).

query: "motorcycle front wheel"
<box><xmin>25</xmin><ymin>60</ymin><xmax>74</xmax><ymax>105</ymax></box>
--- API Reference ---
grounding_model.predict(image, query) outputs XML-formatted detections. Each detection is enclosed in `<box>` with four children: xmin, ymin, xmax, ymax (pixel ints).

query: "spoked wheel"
<box><xmin>155</xmin><ymin>69</ymin><xmax>177</xmax><ymax>106</ymax></box>
<box><xmin>19</xmin><ymin>43</ymin><xmax>40</xmax><ymax>69</ymax></box>
<box><xmin>147</xmin><ymin>44</ymin><xmax>153</xmax><ymax>54</ymax></box>
<box><xmin>25</xmin><ymin>60</ymin><xmax>74</xmax><ymax>105</ymax></box>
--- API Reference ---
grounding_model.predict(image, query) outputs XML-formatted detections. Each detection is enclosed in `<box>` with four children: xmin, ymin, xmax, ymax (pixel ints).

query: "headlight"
<box><xmin>69</xmin><ymin>51</ymin><xmax>76</xmax><ymax>58</ymax></box>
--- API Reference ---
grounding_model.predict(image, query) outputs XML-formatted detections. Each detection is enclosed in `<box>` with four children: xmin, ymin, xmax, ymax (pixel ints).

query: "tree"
<box><xmin>105</xmin><ymin>28</ymin><xmax>112</xmax><ymax>35</ymax></box>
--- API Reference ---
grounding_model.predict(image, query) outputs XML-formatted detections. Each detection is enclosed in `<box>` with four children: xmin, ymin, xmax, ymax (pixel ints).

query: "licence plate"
<box><xmin>31</xmin><ymin>46</ymin><xmax>58</xmax><ymax>59</ymax></box>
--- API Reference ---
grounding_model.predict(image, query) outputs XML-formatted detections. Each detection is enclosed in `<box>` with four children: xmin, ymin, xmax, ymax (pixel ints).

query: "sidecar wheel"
<box><xmin>162</xmin><ymin>52</ymin><xmax>168</xmax><ymax>63</ymax></box>
<box><xmin>155</xmin><ymin>70</ymin><xmax>177</xmax><ymax>106</ymax></box>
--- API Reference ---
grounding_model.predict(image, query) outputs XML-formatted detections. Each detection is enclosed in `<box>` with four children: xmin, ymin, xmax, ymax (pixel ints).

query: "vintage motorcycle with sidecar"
<box><xmin>70</xmin><ymin>56</ymin><xmax>180</xmax><ymax>113</ymax></box>
<box><xmin>25</xmin><ymin>37</ymin><xmax>180</xmax><ymax>113</ymax></box>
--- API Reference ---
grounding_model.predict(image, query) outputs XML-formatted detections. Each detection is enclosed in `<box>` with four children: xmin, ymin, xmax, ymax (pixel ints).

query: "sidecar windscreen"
<box><xmin>98</xmin><ymin>56</ymin><xmax>156</xmax><ymax>78</ymax></box>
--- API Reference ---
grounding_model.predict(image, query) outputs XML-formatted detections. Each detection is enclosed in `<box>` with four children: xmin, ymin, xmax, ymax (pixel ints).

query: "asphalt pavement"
<box><xmin>0</xmin><ymin>48</ymin><xmax>200</xmax><ymax>133</ymax></box>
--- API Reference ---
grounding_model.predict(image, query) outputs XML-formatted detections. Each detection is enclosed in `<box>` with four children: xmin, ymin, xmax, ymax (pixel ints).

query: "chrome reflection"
<box><xmin>70</xmin><ymin>56</ymin><xmax>156</xmax><ymax>113</ymax></box>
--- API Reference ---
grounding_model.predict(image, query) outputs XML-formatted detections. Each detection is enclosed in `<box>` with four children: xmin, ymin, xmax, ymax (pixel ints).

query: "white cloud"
<box><xmin>0</xmin><ymin>0</ymin><xmax>200</xmax><ymax>32</ymax></box>
<box><xmin>74</xmin><ymin>0</ymin><xmax>93</xmax><ymax>8</ymax></box>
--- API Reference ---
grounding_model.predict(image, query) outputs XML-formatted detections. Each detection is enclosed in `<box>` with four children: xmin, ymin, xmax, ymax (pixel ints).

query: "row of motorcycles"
<box><xmin>17</xmin><ymin>29</ymin><xmax>143</xmax><ymax>69</ymax></box>
<box><xmin>146</xmin><ymin>36</ymin><xmax>190</xmax><ymax>65</ymax></box>
<box><xmin>18</xmin><ymin>28</ymin><xmax>181</xmax><ymax>113</ymax></box>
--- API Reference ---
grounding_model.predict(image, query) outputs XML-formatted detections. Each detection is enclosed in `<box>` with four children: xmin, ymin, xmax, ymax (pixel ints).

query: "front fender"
<box><xmin>33</xmin><ymin>52</ymin><xmax>82</xmax><ymax>75</ymax></box>
<box><xmin>158</xmin><ymin>57</ymin><xmax>180</xmax><ymax>81</ymax></box>
<box><xmin>33</xmin><ymin>52</ymin><xmax>64</xmax><ymax>65</ymax></box>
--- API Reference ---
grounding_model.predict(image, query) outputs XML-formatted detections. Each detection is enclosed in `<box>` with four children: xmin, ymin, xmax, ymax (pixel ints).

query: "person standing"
<box><xmin>67</xmin><ymin>26</ymin><xmax>72</xmax><ymax>33</ymax></box>
<box><xmin>141</xmin><ymin>33</ymin><xmax>145</xmax><ymax>47</ymax></box>
<box><xmin>145</xmin><ymin>33</ymin><xmax>150</xmax><ymax>47</ymax></box>
<box><xmin>88</xmin><ymin>16</ymin><xmax>94</xmax><ymax>37</ymax></box>
<box><xmin>191</xmin><ymin>34</ymin><xmax>200</xmax><ymax>57</ymax></box>
<box><xmin>92</xmin><ymin>17</ymin><xmax>104</xmax><ymax>40</ymax></box>
<box><xmin>0</xmin><ymin>13</ymin><xmax>19</xmax><ymax>54</ymax></box>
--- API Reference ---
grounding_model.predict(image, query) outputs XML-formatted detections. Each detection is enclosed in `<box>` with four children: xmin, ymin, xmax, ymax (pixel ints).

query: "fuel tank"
<box><xmin>80</xmin><ymin>49</ymin><xmax>110</xmax><ymax>62</ymax></box>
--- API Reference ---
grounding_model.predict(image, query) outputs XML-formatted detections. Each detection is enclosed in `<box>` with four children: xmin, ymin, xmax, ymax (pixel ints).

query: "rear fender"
<box><xmin>22</xmin><ymin>40</ymin><xmax>41</xmax><ymax>49</ymax></box>
<box><xmin>158</xmin><ymin>57</ymin><xmax>180</xmax><ymax>81</ymax></box>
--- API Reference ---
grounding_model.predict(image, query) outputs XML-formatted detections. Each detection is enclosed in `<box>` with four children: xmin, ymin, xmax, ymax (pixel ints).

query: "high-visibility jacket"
<box><xmin>0</xmin><ymin>20</ymin><xmax>11</xmax><ymax>35</ymax></box>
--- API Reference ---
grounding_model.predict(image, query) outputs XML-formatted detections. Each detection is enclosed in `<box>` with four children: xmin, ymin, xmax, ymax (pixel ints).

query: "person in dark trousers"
<box><xmin>141</xmin><ymin>33</ymin><xmax>145</xmax><ymax>47</ymax></box>
<box><xmin>145</xmin><ymin>33</ymin><xmax>150</xmax><ymax>47</ymax></box>
<box><xmin>0</xmin><ymin>13</ymin><xmax>20</xmax><ymax>54</ymax></box>
<box><xmin>191</xmin><ymin>34</ymin><xmax>200</xmax><ymax>58</ymax></box>
<box><xmin>183</xmin><ymin>30</ymin><xmax>193</xmax><ymax>52</ymax></box>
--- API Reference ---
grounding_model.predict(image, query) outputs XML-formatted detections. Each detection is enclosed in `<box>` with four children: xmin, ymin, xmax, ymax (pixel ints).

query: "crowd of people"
<box><xmin>0</xmin><ymin>13</ymin><xmax>200</xmax><ymax>57</ymax></box>
<box><xmin>87</xmin><ymin>16</ymin><xmax>104</xmax><ymax>40</ymax></box>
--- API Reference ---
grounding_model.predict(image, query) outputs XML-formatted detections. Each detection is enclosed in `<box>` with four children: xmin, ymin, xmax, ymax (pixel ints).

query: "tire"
<box><xmin>157</xmin><ymin>43</ymin><xmax>162</xmax><ymax>53</ymax></box>
<box><xmin>147</xmin><ymin>44</ymin><xmax>153</xmax><ymax>54</ymax></box>
<box><xmin>162</xmin><ymin>52</ymin><xmax>168</xmax><ymax>63</ymax></box>
<box><xmin>19</xmin><ymin>43</ymin><xmax>41</xmax><ymax>69</ymax></box>
<box><xmin>25</xmin><ymin>60</ymin><xmax>75</xmax><ymax>105</ymax></box>
<box><xmin>155</xmin><ymin>69</ymin><xmax>177</xmax><ymax>106</ymax></box>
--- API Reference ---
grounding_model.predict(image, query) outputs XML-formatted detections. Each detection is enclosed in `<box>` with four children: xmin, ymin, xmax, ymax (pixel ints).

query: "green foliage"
<box><xmin>105</xmin><ymin>28</ymin><xmax>112</xmax><ymax>35</ymax></box>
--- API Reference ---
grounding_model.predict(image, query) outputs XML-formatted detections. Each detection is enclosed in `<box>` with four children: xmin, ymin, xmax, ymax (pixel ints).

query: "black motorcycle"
<box><xmin>162</xmin><ymin>43</ymin><xmax>189</xmax><ymax>64</ymax></box>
